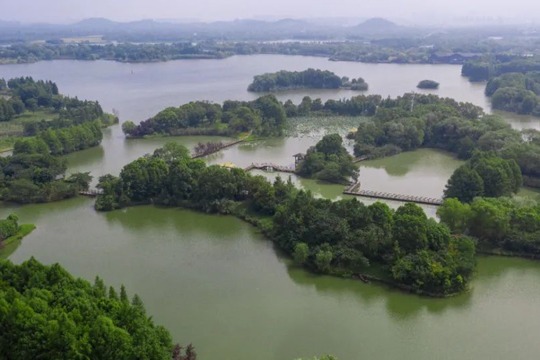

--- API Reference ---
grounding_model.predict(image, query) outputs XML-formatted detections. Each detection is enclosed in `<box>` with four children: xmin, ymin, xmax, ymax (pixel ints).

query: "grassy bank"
<box><xmin>0</xmin><ymin>224</ymin><xmax>36</xmax><ymax>259</ymax></box>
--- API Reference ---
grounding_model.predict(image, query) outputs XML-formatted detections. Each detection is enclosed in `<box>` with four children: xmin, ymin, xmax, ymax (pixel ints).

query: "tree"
<box><xmin>0</xmin><ymin>214</ymin><xmax>19</xmax><ymax>240</ymax></box>
<box><xmin>314</xmin><ymin>248</ymin><xmax>333</xmax><ymax>273</ymax></box>
<box><xmin>444</xmin><ymin>165</ymin><xmax>484</xmax><ymax>202</ymax></box>
<box><xmin>0</xmin><ymin>259</ymin><xmax>175</xmax><ymax>360</ymax></box>
<box><xmin>471</xmin><ymin>155</ymin><xmax>521</xmax><ymax>197</ymax></box>
<box><xmin>122</xmin><ymin>120</ymin><xmax>137</xmax><ymax>136</ymax></box>
<box><xmin>468</xmin><ymin>198</ymin><xmax>510</xmax><ymax>243</ymax></box>
<box><xmin>315</xmin><ymin>134</ymin><xmax>347</xmax><ymax>156</ymax></box>
<box><xmin>392</xmin><ymin>212</ymin><xmax>428</xmax><ymax>253</ymax></box>
<box><xmin>437</xmin><ymin>198</ymin><xmax>472</xmax><ymax>234</ymax></box>
<box><xmin>293</xmin><ymin>243</ymin><xmax>309</xmax><ymax>265</ymax></box>
<box><xmin>66</xmin><ymin>172</ymin><xmax>92</xmax><ymax>191</ymax></box>
<box><xmin>297</xmin><ymin>134</ymin><xmax>357</xmax><ymax>184</ymax></box>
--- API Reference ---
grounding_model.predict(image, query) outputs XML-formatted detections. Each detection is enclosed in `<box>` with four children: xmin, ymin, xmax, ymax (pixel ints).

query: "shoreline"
<box><xmin>107</xmin><ymin>199</ymin><xmax>466</xmax><ymax>298</ymax></box>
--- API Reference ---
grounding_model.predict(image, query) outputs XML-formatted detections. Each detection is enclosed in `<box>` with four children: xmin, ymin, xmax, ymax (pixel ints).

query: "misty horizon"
<box><xmin>2</xmin><ymin>0</ymin><xmax>540</xmax><ymax>26</ymax></box>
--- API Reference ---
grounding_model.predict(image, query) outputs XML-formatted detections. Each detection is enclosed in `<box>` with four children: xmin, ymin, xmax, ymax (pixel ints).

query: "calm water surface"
<box><xmin>2</xmin><ymin>200</ymin><xmax>540</xmax><ymax>360</ymax></box>
<box><xmin>1</xmin><ymin>56</ymin><xmax>540</xmax><ymax>359</ymax></box>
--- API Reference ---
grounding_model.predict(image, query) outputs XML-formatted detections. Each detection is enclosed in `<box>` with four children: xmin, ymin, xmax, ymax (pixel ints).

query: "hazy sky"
<box><xmin>1</xmin><ymin>0</ymin><xmax>539</xmax><ymax>24</ymax></box>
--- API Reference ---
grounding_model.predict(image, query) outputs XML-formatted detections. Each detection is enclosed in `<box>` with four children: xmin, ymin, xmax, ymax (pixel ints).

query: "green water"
<box><xmin>1</xmin><ymin>56</ymin><xmax>540</xmax><ymax>359</ymax></box>
<box><xmin>2</xmin><ymin>200</ymin><xmax>540</xmax><ymax>360</ymax></box>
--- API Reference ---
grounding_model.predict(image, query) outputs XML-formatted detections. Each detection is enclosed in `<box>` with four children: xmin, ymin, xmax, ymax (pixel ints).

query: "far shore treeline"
<box><xmin>462</xmin><ymin>57</ymin><xmax>540</xmax><ymax>116</ymax></box>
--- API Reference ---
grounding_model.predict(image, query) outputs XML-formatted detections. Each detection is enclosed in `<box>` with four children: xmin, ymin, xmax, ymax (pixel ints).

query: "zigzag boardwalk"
<box><xmin>343</xmin><ymin>182</ymin><xmax>443</xmax><ymax>206</ymax></box>
<box><xmin>244</xmin><ymin>163</ymin><xmax>296</xmax><ymax>173</ymax></box>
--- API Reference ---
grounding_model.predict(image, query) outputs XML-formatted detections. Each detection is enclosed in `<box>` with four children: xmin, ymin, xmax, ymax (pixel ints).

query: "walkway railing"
<box><xmin>344</xmin><ymin>182</ymin><xmax>443</xmax><ymax>206</ymax></box>
<box><xmin>244</xmin><ymin>163</ymin><xmax>296</xmax><ymax>173</ymax></box>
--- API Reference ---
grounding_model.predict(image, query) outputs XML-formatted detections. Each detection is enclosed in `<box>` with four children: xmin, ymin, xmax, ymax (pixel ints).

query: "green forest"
<box><xmin>438</xmin><ymin>197</ymin><xmax>540</xmax><ymax>257</ymax></box>
<box><xmin>122</xmin><ymin>95</ymin><xmax>286</xmax><ymax>137</ymax></box>
<box><xmin>0</xmin><ymin>76</ymin><xmax>115</xmax><ymax>153</ymax></box>
<box><xmin>486</xmin><ymin>72</ymin><xmax>540</xmax><ymax>115</ymax></box>
<box><xmin>444</xmin><ymin>152</ymin><xmax>522</xmax><ymax>202</ymax></box>
<box><xmin>0</xmin><ymin>258</ymin><xmax>195</xmax><ymax>359</ymax></box>
<box><xmin>248</xmin><ymin>69</ymin><xmax>368</xmax><ymax>92</ymax></box>
<box><xmin>0</xmin><ymin>139</ymin><xmax>92</xmax><ymax>203</ymax></box>
<box><xmin>0</xmin><ymin>78</ymin><xmax>110</xmax><ymax>203</ymax></box>
<box><xmin>462</xmin><ymin>57</ymin><xmax>540</xmax><ymax>116</ymax></box>
<box><xmin>0</xmin><ymin>77</ymin><xmax>112</xmax><ymax>126</ymax></box>
<box><xmin>296</xmin><ymin>134</ymin><xmax>358</xmax><ymax>184</ymax></box>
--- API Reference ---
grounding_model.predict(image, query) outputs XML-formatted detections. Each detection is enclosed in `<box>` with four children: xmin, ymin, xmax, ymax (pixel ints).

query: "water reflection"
<box><xmin>65</xmin><ymin>145</ymin><xmax>105</xmax><ymax>170</ymax></box>
<box><xmin>0</xmin><ymin>196</ymin><xmax>91</xmax><ymax>222</ymax></box>
<box><xmin>0</xmin><ymin>237</ymin><xmax>23</xmax><ymax>259</ymax></box>
<box><xmin>101</xmin><ymin>205</ymin><xmax>248</xmax><ymax>240</ymax></box>
<box><xmin>285</xmin><ymin>262</ymin><xmax>473</xmax><ymax>319</ymax></box>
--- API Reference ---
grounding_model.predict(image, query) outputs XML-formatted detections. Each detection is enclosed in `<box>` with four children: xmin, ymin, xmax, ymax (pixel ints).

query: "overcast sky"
<box><xmin>1</xmin><ymin>0</ymin><xmax>539</xmax><ymax>24</ymax></box>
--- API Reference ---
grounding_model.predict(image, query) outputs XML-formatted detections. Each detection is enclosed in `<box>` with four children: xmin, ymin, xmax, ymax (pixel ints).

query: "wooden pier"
<box><xmin>343</xmin><ymin>182</ymin><xmax>443</xmax><ymax>206</ymax></box>
<box><xmin>244</xmin><ymin>163</ymin><xmax>296</xmax><ymax>173</ymax></box>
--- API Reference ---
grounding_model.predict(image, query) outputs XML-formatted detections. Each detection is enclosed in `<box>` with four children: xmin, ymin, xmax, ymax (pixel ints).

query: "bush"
<box><xmin>417</xmin><ymin>80</ymin><xmax>440</xmax><ymax>89</ymax></box>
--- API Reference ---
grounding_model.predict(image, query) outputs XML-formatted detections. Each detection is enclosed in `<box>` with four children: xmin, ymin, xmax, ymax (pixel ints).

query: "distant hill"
<box><xmin>354</xmin><ymin>17</ymin><xmax>401</xmax><ymax>33</ymax></box>
<box><xmin>74</xmin><ymin>17</ymin><xmax>118</xmax><ymax>27</ymax></box>
<box><xmin>0</xmin><ymin>16</ymin><xmax>417</xmax><ymax>43</ymax></box>
<box><xmin>0</xmin><ymin>20</ymin><xmax>20</xmax><ymax>28</ymax></box>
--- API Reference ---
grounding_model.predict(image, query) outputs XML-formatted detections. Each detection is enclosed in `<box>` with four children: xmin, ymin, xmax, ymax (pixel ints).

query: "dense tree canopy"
<box><xmin>296</xmin><ymin>133</ymin><xmax>358</xmax><ymax>183</ymax></box>
<box><xmin>485</xmin><ymin>72</ymin><xmax>540</xmax><ymax>115</ymax></box>
<box><xmin>0</xmin><ymin>140</ymin><xmax>92</xmax><ymax>203</ymax></box>
<box><xmin>14</xmin><ymin>122</ymin><xmax>103</xmax><ymax>156</ymax></box>
<box><xmin>438</xmin><ymin>197</ymin><xmax>540</xmax><ymax>256</ymax></box>
<box><xmin>247</xmin><ymin>69</ymin><xmax>368</xmax><ymax>92</ymax></box>
<box><xmin>462</xmin><ymin>57</ymin><xmax>540</xmax><ymax>82</ymax></box>
<box><xmin>462</xmin><ymin>57</ymin><xmax>540</xmax><ymax>116</ymax></box>
<box><xmin>284</xmin><ymin>94</ymin><xmax>381</xmax><ymax>117</ymax></box>
<box><xmin>123</xmin><ymin>95</ymin><xmax>286</xmax><ymax>137</ymax></box>
<box><xmin>444</xmin><ymin>153</ymin><xmax>522</xmax><ymax>202</ymax></box>
<box><xmin>0</xmin><ymin>258</ymin><xmax>179</xmax><ymax>359</ymax></box>
<box><xmin>0</xmin><ymin>77</ymin><xmax>113</xmax><ymax>129</ymax></box>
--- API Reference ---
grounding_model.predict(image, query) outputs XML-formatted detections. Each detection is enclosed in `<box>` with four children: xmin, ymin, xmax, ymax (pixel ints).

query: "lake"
<box><xmin>1</xmin><ymin>55</ymin><xmax>540</xmax><ymax>359</ymax></box>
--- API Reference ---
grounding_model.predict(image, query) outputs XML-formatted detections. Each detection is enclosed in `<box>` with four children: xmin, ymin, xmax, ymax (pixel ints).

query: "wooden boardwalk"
<box><xmin>244</xmin><ymin>163</ymin><xmax>296</xmax><ymax>173</ymax></box>
<box><xmin>353</xmin><ymin>156</ymin><xmax>369</xmax><ymax>163</ymax></box>
<box><xmin>343</xmin><ymin>182</ymin><xmax>443</xmax><ymax>206</ymax></box>
<box><xmin>191</xmin><ymin>138</ymin><xmax>246</xmax><ymax>159</ymax></box>
<box><xmin>79</xmin><ymin>189</ymin><xmax>103</xmax><ymax>197</ymax></box>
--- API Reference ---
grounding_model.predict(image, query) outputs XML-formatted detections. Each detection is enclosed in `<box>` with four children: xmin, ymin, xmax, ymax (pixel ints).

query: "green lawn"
<box><xmin>0</xmin><ymin>109</ymin><xmax>59</xmax><ymax>136</ymax></box>
<box><xmin>0</xmin><ymin>109</ymin><xmax>59</xmax><ymax>151</ymax></box>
